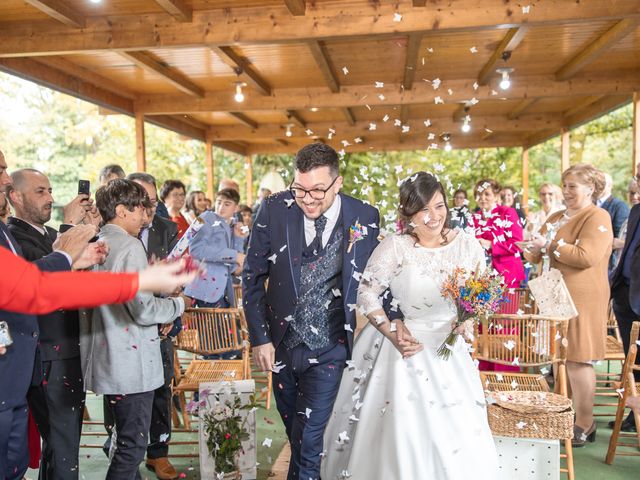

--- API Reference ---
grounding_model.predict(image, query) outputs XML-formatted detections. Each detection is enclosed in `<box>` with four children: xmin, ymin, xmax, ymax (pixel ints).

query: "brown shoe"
<box><xmin>146</xmin><ymin>457</ymin><xmax>178</xmax><ymax>480</ymax></box>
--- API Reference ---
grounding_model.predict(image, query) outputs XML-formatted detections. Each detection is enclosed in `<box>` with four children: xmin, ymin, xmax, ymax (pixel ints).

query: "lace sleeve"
<box><xmin>357</xmin><ymin>235</ymin><xmax>403</xmax><ymax>315</ymax></box>
<box><xmin>468</xmin><ymin>234</ymin><xmax>488</xmax><ymax>274</ymax></box>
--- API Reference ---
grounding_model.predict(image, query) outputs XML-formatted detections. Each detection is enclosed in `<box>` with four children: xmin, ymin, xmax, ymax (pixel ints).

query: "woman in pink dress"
<box><xmin>472</xmin><ymin>178</ymin><xmax>525</xmax><ymax>372</ymax></box>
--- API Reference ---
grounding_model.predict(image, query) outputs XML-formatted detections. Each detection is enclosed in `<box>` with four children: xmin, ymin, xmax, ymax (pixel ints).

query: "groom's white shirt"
<box><xmin>303</xmin><ymin>194</ymin><xmax>341</xmax><ymax>248</ymax></box>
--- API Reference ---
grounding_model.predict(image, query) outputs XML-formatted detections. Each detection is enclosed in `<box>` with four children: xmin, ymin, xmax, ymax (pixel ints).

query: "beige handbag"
<box><xmin>527</xmin><ymin>267</ymin><xmax>578</xmax><ymax>319</ymax></box>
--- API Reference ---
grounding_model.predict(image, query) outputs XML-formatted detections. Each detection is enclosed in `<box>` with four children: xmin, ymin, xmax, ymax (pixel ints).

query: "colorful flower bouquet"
<box><xmin>438</xmin><ymin>265</ymin><xmax>508</xmax><ymax>360</ymax></box>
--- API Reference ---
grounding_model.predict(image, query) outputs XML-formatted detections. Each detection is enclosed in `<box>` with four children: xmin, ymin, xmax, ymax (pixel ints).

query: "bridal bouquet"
<box><xmin>437</xmin><ymin>266</ymin><xmax>508</xmax><ymax>360</ymax></box>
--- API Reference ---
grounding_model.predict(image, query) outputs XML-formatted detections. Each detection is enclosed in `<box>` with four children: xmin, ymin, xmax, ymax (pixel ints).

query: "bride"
<box><xmin>321</xmin><ymin>172</ymin><xmax>498</xmax><ymax>479</ymax></box>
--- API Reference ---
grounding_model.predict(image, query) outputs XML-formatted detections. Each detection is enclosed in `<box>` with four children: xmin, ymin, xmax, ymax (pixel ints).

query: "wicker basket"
<box><xmin>486</xmin><ymin>391</ymin><xmax>574</xmax><ymax>440</ymax></box>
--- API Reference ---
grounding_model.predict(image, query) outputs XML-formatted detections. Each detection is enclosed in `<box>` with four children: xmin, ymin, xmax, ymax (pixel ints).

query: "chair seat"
<box><xmin>174</xmin><ymin>359</ymin><xmax>247</xmax><ymax>392</ymax></box>
<box><xmin>605</xmin><ymin>335</ymin><xmax>625</xmax><ymax>361</ymax></box>
<box><xmin>480</xmin><ymin>372</ymin><xmax>550</xmax><ymax>392</ymax></box>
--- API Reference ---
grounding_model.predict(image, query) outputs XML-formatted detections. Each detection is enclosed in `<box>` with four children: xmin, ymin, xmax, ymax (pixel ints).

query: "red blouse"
<box><xmin>170</xmin><ymin>214</ymin><xmax>190</xmax><ymax>239</ymax></box>
<box><xmin>1</xmin><ymin>247</ymin><xmax>138</xmax><ymax>315</ymax></box>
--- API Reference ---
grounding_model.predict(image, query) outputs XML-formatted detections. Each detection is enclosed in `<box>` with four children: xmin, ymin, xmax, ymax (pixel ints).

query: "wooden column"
<box><xmin>521</xmin><ymin>147</ymin><xmax>529</xmax><ymax>214</ymax></box>
<box><xmin>135</xmin><ymin>112</ymin><xmax>146</xmax><ymax>172</ymax></box>
<box><xmin>245</xmin><ymin>155</ymin><xmax>253</xmax><ymax>205</ymax></box>
<box><xmin>205</xmin><ymin>137</ymin><xmax>215</xmax><ymax>200</ymax></box>
<box><xmin>560</xmin><ymin>128</ymin><xmax>570</xmax><ymax>173</ymax></box>
<box><xmin>633</xmin><ymin>92</ymin><xmax>639</xmax><ymax>177</ymax></box>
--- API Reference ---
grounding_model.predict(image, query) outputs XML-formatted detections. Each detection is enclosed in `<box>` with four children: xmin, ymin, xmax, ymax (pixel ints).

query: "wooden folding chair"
<box><xmin>233</xmin><ymin>283</ymin><xmax>273</xmax><ymax>409</ymax></box>
<box><xmin>605</xmin><ymin>321</ymin><xmax>640</xmax><ymax>464</ymax></box>
<box><xmin>173</xmin><ymin>308</ymin><xmax>251</xmax><ymax>430</ymax></box>
<box><xmin>474</xmin><ymin>304</ymin><xmax>574</xmax><ymax>480</ymax></box>
<box><xmin>594</xmin><ymin>301</ymin><xmax>626</xmax><ymax>417</ymax></box>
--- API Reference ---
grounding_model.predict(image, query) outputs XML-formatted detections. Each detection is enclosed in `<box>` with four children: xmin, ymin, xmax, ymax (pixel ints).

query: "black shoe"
<box><xmin>608</xmin><ymin>418</ymin><xmax>637</xmax><ymax>432</ymax></box>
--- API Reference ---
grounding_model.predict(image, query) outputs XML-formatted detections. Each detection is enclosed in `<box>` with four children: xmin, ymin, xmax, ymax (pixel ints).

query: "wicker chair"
<box><xmin>173</xmin><ymin>308</ymin><xmax>250</xmax><ymax>429</ymax></box>
<box><xmin>474</xmin><ymin>294</ymin><xmax>574</xmax><ymax>480</ymax></box>
<box><xmin>605</xmin><ymin>321</ymin><xmax>640</xmax><ymax>464</ymax></box>
<box><xmin>233</xmin><ymin>283</ymin><xmax>273</xmax><ymax>409</ymax></box>
<box><xmin>594</xmin><ymin>302</ymin><xmax>626</xmax><ymax>418</ymax></box>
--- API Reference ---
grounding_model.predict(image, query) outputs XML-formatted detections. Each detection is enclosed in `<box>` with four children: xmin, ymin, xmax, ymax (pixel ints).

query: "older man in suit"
<box><xmin>82</xmin><ymin>179</ymin><xmax>186</xmax><ymax>479</ymax></box>
<box><xmin>242</xmin><ymin>143</ymin><xmax>412</xmax><ymax>480</ymax></box>
<box><xmin>0</xmin><ymin>150</ymin><xmax>101</xmax><ymax>480</ymax></box>
<box><xmin>7</xmin><ymin>168</ymin><xmax>95</xmax><ymax>480</ymax></box>
<box><xmin>610</xmin><ymin>201</ymin><xmax>640</xmax><ymax>432</ymax></box>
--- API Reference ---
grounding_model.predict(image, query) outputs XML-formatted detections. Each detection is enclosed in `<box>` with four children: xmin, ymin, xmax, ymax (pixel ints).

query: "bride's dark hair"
<box><xmin>398</xmin><ymin>171</ymin><xmax>451</xmax><ymax>245</ymax></box>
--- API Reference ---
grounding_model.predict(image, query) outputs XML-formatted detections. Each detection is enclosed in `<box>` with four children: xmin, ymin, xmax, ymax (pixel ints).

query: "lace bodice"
<box><xmin>357</xmin><ymin>232</ymin><xmax>486</xmax><ymax>323</ymax></box>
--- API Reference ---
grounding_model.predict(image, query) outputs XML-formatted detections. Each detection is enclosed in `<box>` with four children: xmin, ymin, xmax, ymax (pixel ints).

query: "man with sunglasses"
<box><xmin>243</xmin><ymin>143</ymin><xmax>410</xmax><ymax>480</ymax></box>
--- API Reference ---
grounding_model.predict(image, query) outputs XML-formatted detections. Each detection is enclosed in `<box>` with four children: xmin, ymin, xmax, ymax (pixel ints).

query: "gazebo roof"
<box><xmin>0</xmin><ymin>0</ymin><xmax>638</xmax><ymax>155</ymax></box>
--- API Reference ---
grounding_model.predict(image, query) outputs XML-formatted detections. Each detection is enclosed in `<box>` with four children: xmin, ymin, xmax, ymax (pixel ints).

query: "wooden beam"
<box><xmin>561</xmin><ymin>128</ymin><xmax>570</xmax><ymax>172</ymax></box>
<box><xmin>228</xmin><ymin>112</ymin><xmax>258</xmax><ymax>129</ymax></box>
<box><xmin>24</xmin><ymin>0</ymin><xmax>85</xmax><ymax>28</ymax></box>
<box><xmin>154</xmin><ymin>0</ymin><xmax>192</xmax><ymax>22</ymax></box>
<box><xmin>308</xmin><ymin>41</ymin><xmax>340</xmax><ymax>93</ymax></box>
<box><xmin>135</xmin><ymin>113</ymin><xmax>146</xmax><ymax>172</ymax></box>
<box><xmin>563</xmin><ymin>95</ymin><xmax>631</xmax><ymax>130</ymax></box>
<box><xmin>342</xmin><ymin>108</ymin><xmax>356</xmax><ymax>126</ymax></box>
<box><xmin>135</xmin><ymin>73</ymin><xmax>640</xmax><ymax>114</ymax></box>
<box><xmin>522</xmin><ymin>148</ymin><xmax>529</xmax><ymax>213</ymax></box>
<box><xmin>119</xmin><ymin>51</ymin><xmax>204</xmax><ymax>98</ymax></box>
<box><xmin>477</xmin><ymin>27</ymin><xmax>528</xmax><ymax>86</ymax></box>
<box><xmin>213</xmin><ymin>141</ymin><xmax>248</xmax><ymax>156</ymax></box>
<box><xmin>562</xmin><ymin>95</ymin><xmax>604</xmax><ymax>118</ymax></box>
<box><xmin>413</xmin><ymin>0</ymin><xmax>427</xmax><ymax>6</ymax></box>
<box><xmin>453</xmin><ymin>104</ymin><xmax>471</xmax><ymax>122</ymax></box>
<box><xmin>556</xmin><ymin>19</ymin><xmax>640</xmax><ymax>81</ymax></box>
<box><xmin>210</xmin><ymin>46</ymin><xmax>271</xmax><ymax>96</ymax></box>
<box><xmin>275</xmin><ymin>139</ymin><xmax>290</xmax><ymax>146</ymax></box>
<box><xmin>634</xmin><ymin>92</ymin><xmax>640</xmax><ymax>176</ymax></box>
<box><xmin>400</xmin><ymin>105</ymin><xmax>410</xmax><ymax>125</ymax></box>
<box><xmin>3</xmin><ymin>1</ymin><xmax>640</xmax><ymax>57</ymax></box>
<box><xmin>148</xmin><ymin>115</ymin><xmax>207</xmax><ymax>141</ymax></box>
<box><xmin>286</xmin><ymin>110</ymin><xmax>307</xmax><ymax>128</ymax></box>
<box><xmin>205</xmin><ymin>138</ymin><xmax>214</xmax><ymax>200</ymax></box>
<box><xmin>524</xmin><ymin>129</ymin><xmax>558</xmax><ymax>149</ymax></box>
<box><xmin>508</xmin><ymin>98</ymin><xmax>538</xmax><ymax>119</ymax></box>
<box><xmin>403</xmin><ymin>34</ymin><xmax>423</xmax><ymax>90</ymax></box>
<box><xmin>208</xmin><ymin>114</ymin><xmax>564</xmax><ymax>141</ymax></box>
<box><xmin>284</xmin><ymin>0</ymin><xmax>306</xmax><ymax>16</ymax></box>
<box><xmin>245</xmin><ymin>156</ymin><xmax>254</xmax><ymax>204</ymax></box>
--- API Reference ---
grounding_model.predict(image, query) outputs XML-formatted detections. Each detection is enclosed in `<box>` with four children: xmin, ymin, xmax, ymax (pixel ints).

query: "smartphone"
<box><xmin>0</xmin><ymin>321</ymin><xmax>13</xmax><ymax>347</ymax></box>
<box><xmin>234</xmin><ymin>211</ymin><xmax>244</xmax><ymax>224</ymax></box>
<box><xmin>78</xmin><ymin>179</ymin><xmax>90</xmax><ymax>196</ymax></box>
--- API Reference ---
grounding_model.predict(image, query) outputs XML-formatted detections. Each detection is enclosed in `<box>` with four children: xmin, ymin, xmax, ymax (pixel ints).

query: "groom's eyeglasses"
<box><xmin>289</xmin><ymin>176</ymin><xmax>339</xmax><ymax>200</ymax></box>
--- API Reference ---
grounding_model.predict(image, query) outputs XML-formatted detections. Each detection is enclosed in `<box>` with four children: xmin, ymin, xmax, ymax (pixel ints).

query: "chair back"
<box><xmin>177</xmin><ymin>308</ymin><xmax>244</xmax><ymax>356</ymax></box>
<box><xmin>497</xmin><ymin>287</ymin><xmax>537</xmax><ymax>315</ymax></box>
<box><xmin>233</xmin><ymin>284</ymin><xmax>243</xmax><ymax>309</ymax></box>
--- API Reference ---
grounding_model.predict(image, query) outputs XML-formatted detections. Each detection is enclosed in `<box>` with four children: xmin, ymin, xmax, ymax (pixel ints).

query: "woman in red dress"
<box><xmin>160</xmin><ymin>179</ymin><xmax>189</xmax><ymax>238</ymax></box>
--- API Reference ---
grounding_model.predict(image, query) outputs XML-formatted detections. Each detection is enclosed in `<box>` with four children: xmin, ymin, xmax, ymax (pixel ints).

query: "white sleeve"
<box><xmin>357</xmin><ymin>235</ymin><xmax>403</xmax><ymax>315</ymax></box>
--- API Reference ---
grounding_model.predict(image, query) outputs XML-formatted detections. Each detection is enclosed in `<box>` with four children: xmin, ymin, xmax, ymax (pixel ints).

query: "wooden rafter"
<box><xmin>275</xmin><ymin>138</ymin><xmax>290</xmax><ymax>146</ymax></box>
<box><xmin>508</xmin><ymin>98</ymin><xmax>537</xmax><ymax>120</ymax></box>
<box><xmin>208</xmin><ymin>114</ymin><xmax>564</xmax><ymax>141</ymax></box>
<box><xmin>412</xmin><ymin>0</ymin><xmax>427</xmax><ymax>6</ymax></box>
<box><xmin>210</xmin><ymin>46</ymin><xmax>271</xmax><ymax>96</ymax></box>
<box><xmin>400</xmin><ymin>105</ymin><xmax>410</xmax><ymax>125</ymax></box>
<box><xmin>24</xmin><ymin>0</ymin><xmax>84</xmax><ymax>28</ymax></box>
<box><xmin>342</xmin><ymin>108</ymin><xmax>356</xmax><ymax>126</ymax></box>
<box><xmin>4</xmin><ymin>1</ymin><xmax>637</xmax><ymax>57</ymax></box>
<box><xmin>134</xmin><ymin>73</ymin><xmax>640</xmax><ymax>114</ymax></box>
<box><xmin>286</xmin><ymin>110</ymin><xmax>307</xmax><ymax>128</ymax></box>
<box><xmin>563</xmin><ymin>95</ymin><xmax>631</xmax><ymax>130</ymax></box>
<box><xmin>149</xmin><ymin>115</ymin><xmax>207</xmax><ymax>141</ymax></box>
<box><xmin>555</xmin><ymin>18</ymin><xmax>640</xmax><ymax>80</ymax></box>
<box><xmin>154</xmin><ymin>0</ymin><xmax>192</xmax><ymax>22</ymax></box>
<box><xmin>308</xmin><ymin>41</ymin><xmax>340</xmax><ymax>93</ymax></box>
<box><xmin>452</xmin><ymin>103</ymin><xmax>471</xmax><ymax>122</ymax></box>
<box><xmin>562</xmin><ymin>95</ymin><xmax>604</xmax><ymax>118</ymax></box>
<box><xmin>284</xmin><ymin>0</ymin><xmax>306</xmax><ymax>16</ymax></box>
<box><xmin>228</xmin><ymin>112</ymin><xmax>259</xmax><ymax>130</ymax></box>
<box><xmin>213</xmin><ymin>141</ymin><xmax>249</xmax><ymax>156</ymax></box>
<box><xmin>119</xmin><ymin>51</ymin><xmax>205</xmax><ymax>97</ymax></box>
<box><xmin>403</xmin><ymin>33</ymin><xmax>423</xmax><ymax>90</ymax></box>
<box><xmin>477</xmin><ymin>27</ymin><xmax>528</xmax><ymax>86</ymax></box>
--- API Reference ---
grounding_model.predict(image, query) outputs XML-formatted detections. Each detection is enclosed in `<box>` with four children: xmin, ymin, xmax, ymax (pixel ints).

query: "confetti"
<box><xmin>267</xmin><ymin>253</ymin><xmax>277</xmax><ymax>263</ymax></box>
<box><xmin>342</xmin><ymin>66</ymin><xmax>349</xmax><ymax>75</ymax></box>
<box><xmin>262</xmin><ymin>438</ymin><xmax>273</xmax><ymax>447</ymax></box>
<box><xmin>284</xmin><ymin>198</ymin><xmax>295</xmax><ymax>207</ymax></box>
<box><xmin>598</xmin><ymin>225</ymin><xmax>608</xmax><ymax>232</ymax></box>
<box><xmin>522</xmin><ymin>5</ymin><xmax>531</xmax><ymax>14</ymax></box>
<box><xmin>470</xmin><ymin>46</ymin><xmax>478</xmax><ymax>53</ymax></box>
<box><xmin>434</xmin><ymin>96</ymin><xmax>444</xmax><ymax>104</ymax></box>
<box><xmin>369</xmin><ymin>123</ymin><xmax>377</xmax><ymax>131</ymax></box>
<box><xmin>271</xmin><ymin>362</ymin><xmax>286</xmax><ymax>373</ymax></box>
<box><xmin>375</xmin><ymin>81</ymin><xmax>384</xmax><ymax>88</ymax></box>
<box><xmin>393</xmin><ymin>12</ymin><xmax>402</xmax><ymax>22</ymax></box>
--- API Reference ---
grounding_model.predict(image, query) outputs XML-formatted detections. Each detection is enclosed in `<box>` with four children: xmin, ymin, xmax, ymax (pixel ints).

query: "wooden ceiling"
<box><xmin>0</xmin><ymin>0</ymin><xmax>639</xmax><ymax>156</ymax></box>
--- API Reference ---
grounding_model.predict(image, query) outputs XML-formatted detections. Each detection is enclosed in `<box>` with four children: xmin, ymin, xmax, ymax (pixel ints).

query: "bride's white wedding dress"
<box><xmin>321</xmin><ymin>232</ymin><xmax>499</xmax><ymax>480</ymax></box>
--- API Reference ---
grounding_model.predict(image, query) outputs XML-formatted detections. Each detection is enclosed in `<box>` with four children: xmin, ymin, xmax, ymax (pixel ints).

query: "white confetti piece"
<box><xmin>344</xmin><ymin>323</ymin><xmax>354</xmax><ymax>332</ymax></box>
<box><xmin>271</xmin><ymin>362</ymin><xmax>286</xmax><ymax>373</ymax></box>
<box><xmin>434</xmin><ymin>96</ymin><xmax>443</xmax><ymax>104</ymax></box>
<box><xmin>336</xmin><ymin>431</ymin><xmax>350</xmax><ymax>445</ymax></box>
<box><xmin>378</xmin><ymin>94</ymin><xmax>385</xmax><ymax>101</ymax></box>
<box><xmin>159</xmin><ymin>433</ymin><xmax>170</xmax><ymax>442</ymax></box>
<box><xmin>499</xmin><ymin>162</ymin><xmax>506</xmax><ymax>172</ymax></box>
<box><xmin>473</xmin><ymin>82</ymin><xmax>479</xmax><ymax>90</ymax></box>
<box><xmin>504</xmin><ymin>340</ymin><xmax>516</xmax><ymax>351</ymax></box>
<box><xmin>267</xmin><ymin>253</ymin><xmax>277</xmax><ymax>263</ymax></box>
<box><xmin>262</xmin><ymin>438</ymin><xmax>273</xmax><ymax>447</ymax></box>
<box><xmin>516</xmin><ymin>421</ymin><xmax>527</xmax><ymax>429</ymax></box>
<box><xmin>375</xmin><ymin>81</ymin><xmax>384</xmax><ymax>88</ymax></box>
<box><xmin>510</xmin><ymin>379</ymin><xmax>518</xmax><ymax>389</ymax></box>
<box><xmin>342</xmin><ymin>66</ymin><xmax>349</xmax><ymax>75</ymax></box>
<box><xmin>424</xmin><ymin>119</ymin><xmax>431</xmax><ymax>127</ymax></box>
<box><xmin>598</xmin><ymin>225</ymin><xmax>608</xmax><ymax>232</ymax></box>
<box><xmin>470</xmin><ymin>46</ymin><xmax>478</xmax><ymax>53</ymax></box>
<box><xmin>332</xmin><ymin>288</ymin><xmax>342</xmax><ymax>297</ymax></box>
<box><xmin>393</xmin><ymin>12</ymin><xmax>402</xmax><ymax>22</ymax></box>
<box><xmin>522</xmin><ymin>5</ymin><xmax>531</xmax><ymax>14</ymax></box>
<box><xmin>369</xmin><ymin>123</ymin><xmax>377</xmax><ymax>131</ymax></box>
<box><xmin>284</xmin><ymin>198</ymin><xmax>295</xmax><ymax>207</ymax></box>
<box><xmin>310</xmin><ymin>326</ymin><xmax>319</xmax><ymax>335</ymax></box>
<box><xmin>284</xmin><ymin>315</ymin><xmax>294</xmax><ymax>322</ymax></box>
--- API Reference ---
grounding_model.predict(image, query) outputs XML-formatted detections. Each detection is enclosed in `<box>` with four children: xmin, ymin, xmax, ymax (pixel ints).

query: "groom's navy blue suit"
<box><xmin>243</xmin><ymin>191</ymin><xmax>395</xmax><ymax>479</ymax></box>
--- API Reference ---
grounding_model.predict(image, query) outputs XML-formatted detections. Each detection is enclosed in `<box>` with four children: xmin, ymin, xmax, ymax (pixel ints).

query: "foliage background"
<box><xmin>0</xmin><ymin>72</ymin><xmax>634</xmax><ymax>229</ymax></box>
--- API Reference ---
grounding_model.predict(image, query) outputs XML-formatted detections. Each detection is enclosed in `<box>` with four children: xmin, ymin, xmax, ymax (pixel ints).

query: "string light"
<box><xmin>461</xmin><ymin>111</ymin><xmax>471</xmax><ymax>133</ymax></box>
<box><xmin>440</xmin><ymin>133</ymin><xmax>452</xmax><ymax>152</ymax></box>
<box><xmin>89</xmin><ymin>0</ymin><xmax>102</xmax><ymax>4</ymax></box>
<box><xmin>234</xmin><ymin>83</ymin><xmax>245</xmax><ymax>103</ymax></box>
<box><xmin>285</xmin><ymin>124</ymin><xmax>293</xmax><ymax>137</ymax></box>
<box><xmin>496</xmin><ymin>68</ymin><xmax>513</xmax><ymax>90</ymax></box>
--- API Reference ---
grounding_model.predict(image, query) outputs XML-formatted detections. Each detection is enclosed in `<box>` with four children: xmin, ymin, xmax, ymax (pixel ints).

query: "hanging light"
<box><xmin>440</xmin><ymin>133</ymin><xmax>452</xmax><ymax>151</ymax></box>
<box><xmin>461</xmin><ymin>112</ymin><xmax>471</xmax><ymax>133</ymax></box>
<box><xmin>89</xmin><ymin>0</ymin><xmax>102</xmax><ymax>3</ymax></box>
<box><xmin>496</xmin><ymin>68</ymin><xmax>513</xmax><ymax>90</ymax></box>
<box><xmin>234</xmin><ymin>82</ymin><xmax>245</xmax><ymax>103</ymax></box>
<box><xmin>285</xmin><ymin>124</ymin><xmax>293</xmax><ymax>137</ymax></box>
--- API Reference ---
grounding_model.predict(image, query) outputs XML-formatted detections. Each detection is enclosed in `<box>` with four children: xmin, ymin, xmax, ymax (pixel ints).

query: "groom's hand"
<box><xmin>393</xmin><ymin>320</ymin><xmax>423</xmax><ymax>358</ymax></box>
<box><xmin>252</xmin><ymin>343</ymin><xmax>275</xmax><ymax>372</ymax></box>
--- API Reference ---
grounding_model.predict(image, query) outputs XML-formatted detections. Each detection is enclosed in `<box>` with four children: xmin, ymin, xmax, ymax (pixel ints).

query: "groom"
<box><xmin>243</xmin><ymin>143</ymin><xmax>406</xmax><ymax>479</ymax></box>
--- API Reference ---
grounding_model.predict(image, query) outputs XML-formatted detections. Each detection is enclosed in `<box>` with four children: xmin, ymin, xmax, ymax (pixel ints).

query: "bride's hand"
<box><xmin>453</xmin><ymin>319</ymin><xmax>475</xmax><ymax>342</ymax></box>
<box><xmin>392</xmin><ymin>320</ymin><xmax>423</xmax><ymax>358</ymax></box>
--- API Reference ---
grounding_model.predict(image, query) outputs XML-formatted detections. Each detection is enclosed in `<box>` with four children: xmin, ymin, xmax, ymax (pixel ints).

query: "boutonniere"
<box><xmin>347</xmin><ymin>222</ymin><xmax>368</xmax><ymax>253</ymax></box>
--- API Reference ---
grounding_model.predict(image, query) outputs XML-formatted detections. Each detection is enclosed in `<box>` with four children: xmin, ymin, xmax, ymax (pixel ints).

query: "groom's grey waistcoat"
<box><xmin>284</xmin><ymin>224</ymin><xmax>345</xmax><ymax>350</ymax></box>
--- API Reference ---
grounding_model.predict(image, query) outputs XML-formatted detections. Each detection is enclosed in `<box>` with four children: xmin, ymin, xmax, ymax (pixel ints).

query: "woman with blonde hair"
<box><xmin>524</xmin><ymin>164</ymin><xmax>613</xmax><ymax>446</ymax></box>
<box><xmin>525</xmin><ymin>183</ymin><xmax>564</xmax><ymax>239</ymax></box>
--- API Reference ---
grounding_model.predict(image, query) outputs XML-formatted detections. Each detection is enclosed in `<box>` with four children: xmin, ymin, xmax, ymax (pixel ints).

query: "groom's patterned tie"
<box><xmin>309</xmin><ymin>214</ymin><xmax>327</xmax><ymax>256</ymax></box>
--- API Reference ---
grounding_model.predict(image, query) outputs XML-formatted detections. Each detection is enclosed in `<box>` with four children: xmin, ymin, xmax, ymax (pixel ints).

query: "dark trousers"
<box><xmin>27</xmin><ymin>357</ymin><xmax>85</xmax><ymax>480</ymax></box>
<box><xmin>273</xmin><ymin>341</ymin><xmax>347</xmax><ymax>480</ymax></box>
<box><xmin>105</xmin><ymin>391</ymin><xmax>154</xmax><ymax>480</ymax></box>
<box><xmin>104</xmin><ymin>338</ymin><xmax>174</xmax><ymax>460</ymax></box>
<box><xmin>612</xmin><ymin>283</ymin><xmax>640</xmax><ymax>382</ymax></box>
<box><xmin>0</xmin><ymin>402</ymin><xmax>29</xmax><ymax>480</ymax></box>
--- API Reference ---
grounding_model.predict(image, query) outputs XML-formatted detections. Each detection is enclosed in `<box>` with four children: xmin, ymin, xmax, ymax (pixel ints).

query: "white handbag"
<box><xmin>527</xmin><ymin>267</ymin><xmax>578</xmax><ymax>319</ymax></box>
